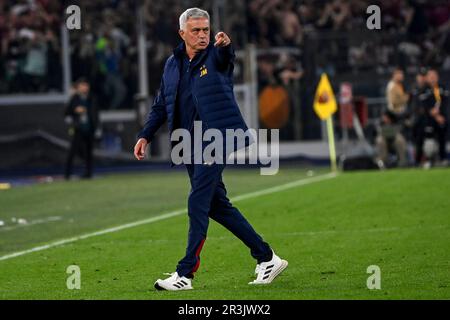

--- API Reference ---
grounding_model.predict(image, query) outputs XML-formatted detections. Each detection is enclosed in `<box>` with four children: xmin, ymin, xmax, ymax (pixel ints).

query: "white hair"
<box><xmin>179</xmin><ymin>7</ymin><xmax>210</xmax><ymax>31</ymax></box>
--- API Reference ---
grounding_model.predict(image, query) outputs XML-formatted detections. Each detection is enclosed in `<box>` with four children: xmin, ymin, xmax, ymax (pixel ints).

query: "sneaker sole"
<box><xmin>249</xmin><ymin>259</ymin><xmax>288</xmax><ymax>285</ymax></box>
<box><xmin>154</xmin><ymin>281</ymin><xmax>165</xmax><ymax>291</ymax></box>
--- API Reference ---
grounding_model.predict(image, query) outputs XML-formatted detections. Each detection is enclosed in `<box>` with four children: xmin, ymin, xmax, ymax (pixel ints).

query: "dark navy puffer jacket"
<box><xmin>137</xmin><ymin>42</ymin><xmax>251</xmax><ymax>153</ymax></box>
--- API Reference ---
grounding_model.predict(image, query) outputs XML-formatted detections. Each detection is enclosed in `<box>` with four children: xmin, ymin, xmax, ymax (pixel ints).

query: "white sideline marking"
<box><xmin>0</xmin><ymin>172</ymin><xmax>337</xmax><ymax>262</ymax></box>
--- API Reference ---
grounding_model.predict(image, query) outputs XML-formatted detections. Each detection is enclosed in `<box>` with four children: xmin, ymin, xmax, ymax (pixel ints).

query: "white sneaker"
<box><xmin>249</xmin><ymin>252</ymin><xmax>288</xmax><ymax>285</ymax></box>
<box><xmin>255</xmin><ymin>264</ymin><xmax>261</xmax><ymax>276</ymax></box>
<box><xmin>154</xmin><ymin>272</ymin><xmax>193</xmax><ymax>291</ymax></box>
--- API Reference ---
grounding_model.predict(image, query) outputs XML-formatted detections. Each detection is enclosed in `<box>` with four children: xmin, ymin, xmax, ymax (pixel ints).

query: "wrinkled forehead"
<box><xmin>185</xmin><ymin>17</ymin><xmax>210</xmax><ymax>29</ymax></box>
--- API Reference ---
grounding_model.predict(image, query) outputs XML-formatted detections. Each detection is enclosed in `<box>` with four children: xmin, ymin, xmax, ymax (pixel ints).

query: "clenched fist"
<box><xmin>214</xmin><ymin>32</ymin><xmax>231</xmax><ymax>47</ymax></box>
<box><xmin>134</xmin><ymin>138</ymin><xmax>148</xmax><ymax>160</ymax></box>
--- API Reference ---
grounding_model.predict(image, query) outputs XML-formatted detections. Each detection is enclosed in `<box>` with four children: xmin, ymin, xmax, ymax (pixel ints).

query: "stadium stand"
<box><xmin>0</xmin><ymin>0</ymin><xmax>449</xmax><ymax>173</ymax></box>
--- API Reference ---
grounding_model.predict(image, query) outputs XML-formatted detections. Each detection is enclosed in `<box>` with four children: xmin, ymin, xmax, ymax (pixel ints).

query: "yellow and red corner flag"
<box><xmin>314</xmin><ymin>73</ymin><xmax>337</xmax><ymax>120</ymax></box>
<box><xmin>314</xmin><ymin>73</ymin><xmax>338</xmax><ymax>172</ymax></box>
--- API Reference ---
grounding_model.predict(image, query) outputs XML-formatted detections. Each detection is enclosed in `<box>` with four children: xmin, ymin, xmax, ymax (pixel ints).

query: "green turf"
<box><xmin>0</xmin><ymin>167</ymin><xmax>449</xmax><ymax>299</ymax></box>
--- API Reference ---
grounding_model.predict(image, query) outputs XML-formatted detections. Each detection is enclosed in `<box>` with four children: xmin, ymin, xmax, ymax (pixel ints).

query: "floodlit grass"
<box><xmin>0</xmin><ymin>167</ymin><xmax>449</xmax><ymax>299</ymax></box>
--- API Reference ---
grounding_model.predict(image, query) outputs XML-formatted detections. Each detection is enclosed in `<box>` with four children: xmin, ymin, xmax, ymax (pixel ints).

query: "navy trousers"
<box><xmin>176</xmin><ymin>163</ymin><xmax>272</xmax><ymax>277</ymax></box>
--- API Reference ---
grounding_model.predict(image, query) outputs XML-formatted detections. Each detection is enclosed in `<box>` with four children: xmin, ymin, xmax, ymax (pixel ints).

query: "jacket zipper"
<box><xmin>192</xmin><ymin>91</ymin><xmax>209</xmax><ymax>131</ymax></box>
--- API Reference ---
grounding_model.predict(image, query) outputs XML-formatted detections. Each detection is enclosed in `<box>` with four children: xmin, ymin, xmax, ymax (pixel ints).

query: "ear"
<box><xmin>178</xmin><ymin>29</ymin><xmax>185</xmax><ymax>41</ymax></box>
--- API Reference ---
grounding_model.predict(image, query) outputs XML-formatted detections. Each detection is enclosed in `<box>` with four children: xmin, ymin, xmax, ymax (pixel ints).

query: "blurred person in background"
<box><xmin>276</xmin><ymin>53</ymin><xmax>303</xmax><ymax>86</ymax></box>
<box><xmin>45</xmin><ymin>27</ymin><xmax>61</xmax><ymax>92</ymax></box>
<box><xmin>95</xmin><ymin>31</ymin><xmax>127</xmax><ymax>109</ymax></box>
<box><xmin>411</xmin><ymin>68</ymin><xmax>429</xmax><ymax>165</ymax></box>
<box><xmin>418</xmin><ymin>68</ymin><xmax>449</xmax><ymax>167</ymax></box>
<box><xmin>22</xmin><ymin>30</ymin><xmax>48</xmax><ymax>92</ymax></box>
<box><xmin>316</xmin><ymin>0</ymin><xmax>351</xmax><ymax>31</ymax></box>
<box><xmin>64</xmin><ymin>78</ymin><xmax>99</xmax><ymax>180</ymax></box>
<box><xmin>273</xmin><ymin>53</ymin><xmax>303</xmax><ymax>140</ymax></box>
<box><xmin>1</xmin><ymin>28</ymin><xmax>25</xmax><ymax>93</ymax></box>
<box><xmin>277</xmin><ymin>0</ymin><xmax>302</xmax><ymax>46</ymax></box>
<box><xmin>376</xmin><ymin>68</ymin><xmax>409</xmax><ymax>167</ymax></box>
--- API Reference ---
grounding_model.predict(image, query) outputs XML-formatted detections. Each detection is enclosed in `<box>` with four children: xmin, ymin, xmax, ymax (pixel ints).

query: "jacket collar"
<box><xmin>173</xmin><ymin>42</ymin><xmax>212</xmax><ymax>67</ymax></box>
<box><xmin>173</xmin><ymin>42</ymin><xmax>186</xmax><ymax>58</ymax></box>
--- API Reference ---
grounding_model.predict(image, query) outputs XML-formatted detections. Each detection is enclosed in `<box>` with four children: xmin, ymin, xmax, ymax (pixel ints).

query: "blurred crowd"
<box><xmin>69</xmin><ymin>0</ymin><xmax>135</xmax><ymax>110</ymax></box>
<box><xmin>0</xmin><ymin>0</ymin><xmax>449</xmax><ymax>110</ymax></box>
<box><xmin>0</xmin><ymin>0</ymin><xmax>62</xmax><ymax>93</ymax></box>
<box><xmin>376</xmin><ymin>67</ymin><xmax>449</xmax><ymax>168</ymax></box>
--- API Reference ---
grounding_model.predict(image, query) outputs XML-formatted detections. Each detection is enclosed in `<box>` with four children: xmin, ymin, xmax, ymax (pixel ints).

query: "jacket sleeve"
<box><xmin>137</xmin><ymin>78</ymin><xmax>168</xmax><ymax>142</ymax></box>
<box><xmin>213</xmin><ymin>43</ymin><xmax>235</xmax><ymax>71</ymax></box>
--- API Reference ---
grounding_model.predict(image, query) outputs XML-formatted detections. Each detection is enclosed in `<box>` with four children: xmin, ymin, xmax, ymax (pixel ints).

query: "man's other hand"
<box><xmin>134</xmin><ymin>138</ymin><xmax>148</xmax><ymax>160</ymax></box>
<box><xmin>214</xmin><ymin>32</ymin><xmax>231</xmax><ymax>47</ymax></box>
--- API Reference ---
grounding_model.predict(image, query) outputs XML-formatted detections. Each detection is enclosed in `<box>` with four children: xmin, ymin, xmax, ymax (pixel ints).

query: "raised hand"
<box><xmin>214</xmin><ymin>32</ymin><xmax>231</xmax><ymax>47</ymax></box>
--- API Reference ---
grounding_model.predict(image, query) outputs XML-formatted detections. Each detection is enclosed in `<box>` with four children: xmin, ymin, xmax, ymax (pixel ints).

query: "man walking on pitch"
<box><xmin>134</xmin><ymin>8</ymin><xmax>287</xmax><ymax>291</ymax></box>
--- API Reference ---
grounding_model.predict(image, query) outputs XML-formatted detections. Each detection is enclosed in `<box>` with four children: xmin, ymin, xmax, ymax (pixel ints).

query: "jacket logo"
<box><xmin>200</xmin><ymin>65</ymin><xmax>208</xmax><ymax>77</ymax></box>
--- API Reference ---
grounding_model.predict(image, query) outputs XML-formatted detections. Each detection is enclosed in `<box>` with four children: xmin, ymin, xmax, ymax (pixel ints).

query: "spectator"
<box><xmin>411</xmin><ymin>68</ymin><xmax>428</xmax><ymax>165</ymax></box>
<box><xmin>2</xmin><ymin>28</ymin><xmax>25</xmax><ymax>92</ymax></box>
<box><xmin>0</xmin><ymin>0</ymin><xmax>61</xmax><ymax>94</ymax></box>
<box><xmin>277</xmin><ymin>0</ymin><xmax>302</xmax><ymax>46</ymax></box>
<box><xmin>417</xmin><ymin>69</ymin><xmax>449</xmax><ymax>166</ymax></box>
<box><xmin>95</xmin><ymin>32</ymin><xmax>127</xmax><ymax>109</ymax></box>
<box><xmin>376</xmin><ymin>68</ymin><xmax>409</xmax><ymax>167</ymax></box>
<box><xmin>317</xmin><ymin>0</ymin><xmax>351</xmax><ymax>31</ymax></box>
<box><xmin>275</xmin><ymin>53</ymin><xmax>303</xmax><ymax>86</ymax></box>
<box><xmin>22</xmin><ymin>31</ymin><xmax>48</xmax><ymax>92</ymax></box>
<box><xmin>386</xmin><ymin>68</ymin><xmax>410</xmax><ymax>116</ymax></box>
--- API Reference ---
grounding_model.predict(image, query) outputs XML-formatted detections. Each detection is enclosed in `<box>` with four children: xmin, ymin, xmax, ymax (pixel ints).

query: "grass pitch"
<box><xmin>0</xmin><ymin>167</ymin><xmax>449</xmax><ymax>299</ymax></box>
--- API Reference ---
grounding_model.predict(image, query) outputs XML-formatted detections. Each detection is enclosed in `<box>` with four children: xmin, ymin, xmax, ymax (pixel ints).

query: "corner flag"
<box><xmin>314</xmin><ymin>74</ymin><xmax>337</xmax><ymax>120</ymax></box>
<box><xmin>314</xmin><ymin>73</ymin><xmax>338</xmax><ymax>172</ymax></box>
